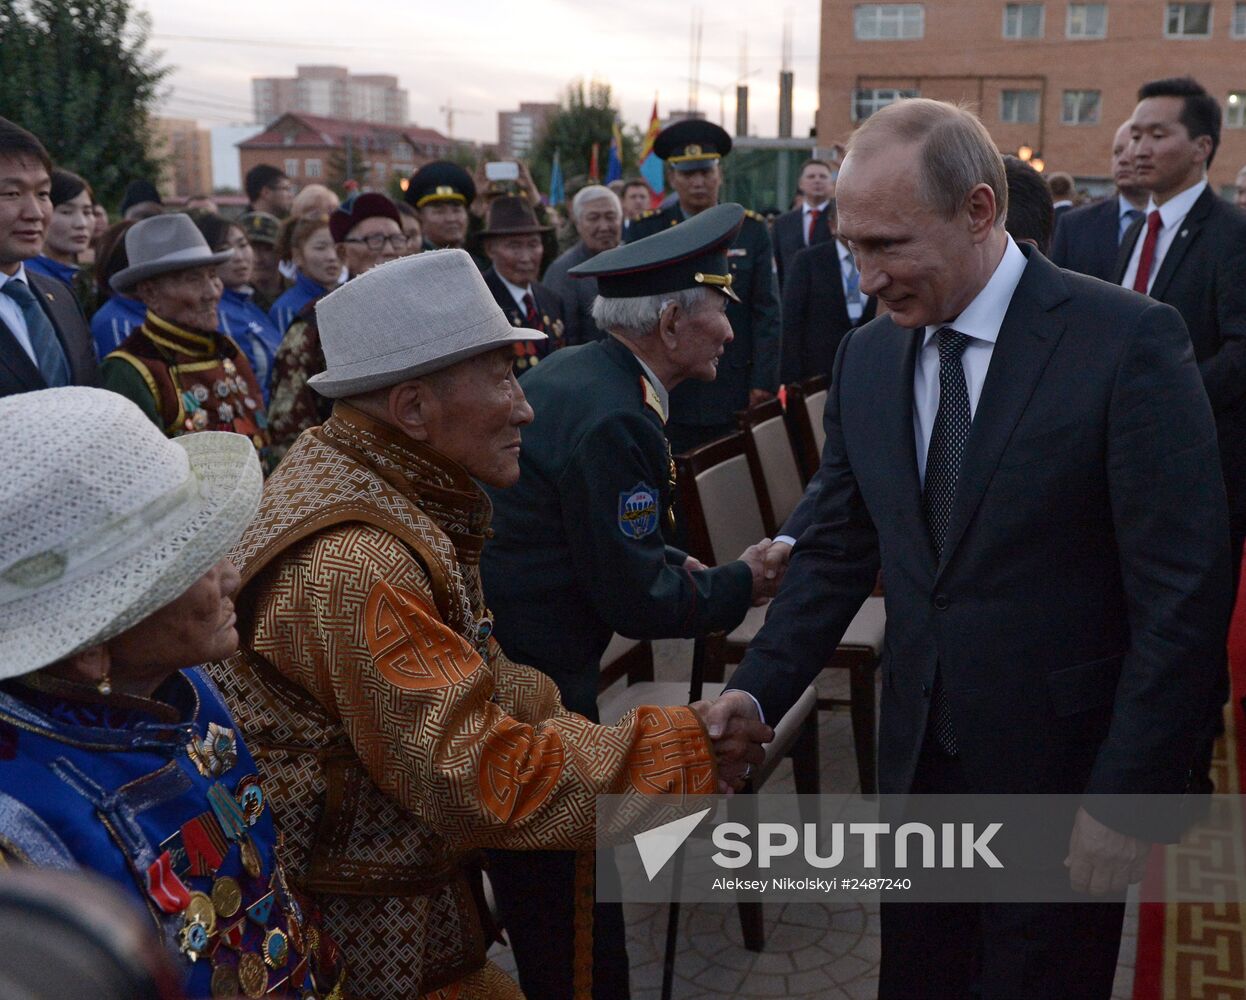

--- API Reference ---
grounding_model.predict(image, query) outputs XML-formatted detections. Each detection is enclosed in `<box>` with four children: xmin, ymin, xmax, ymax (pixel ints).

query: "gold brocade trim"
<box><xmin>144</xmin><ymin>312</ymin><xmax>217</xmax><ymax>356</ymax></box>
<box><xmin>106</xmin><ymin>351</ymin><xmax>163</xmax><ymax>421</ymax></box>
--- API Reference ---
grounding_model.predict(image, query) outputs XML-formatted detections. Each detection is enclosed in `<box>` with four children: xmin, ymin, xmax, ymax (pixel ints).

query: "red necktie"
<box><xmin>1131</xmin><ymin>210</ymin><xmax>1163</xmax><ymax>294</ymax></box>
<box><xmin>806</xmin><ymin>208</ymin><xmax>821</xmax><ymax>245</ymax></box>
<box><xmin>522</xmin><ymin>291</ymin><xmax>543</xmax><ymax>332</ymax></box>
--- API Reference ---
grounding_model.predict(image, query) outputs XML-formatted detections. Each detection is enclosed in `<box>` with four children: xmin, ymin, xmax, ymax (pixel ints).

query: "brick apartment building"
<box><xmin>237</xmin><ymin>112</ymin><xmax>453</xmax><ymax>193</ymax></box>
<box><xmin>816</xmin><ymin>1</ymin><xmax>1246</xmax><ymax>194</ymax></box>
<box><xmin>152</xmin><ymin>117</ymin><xmax>214</xmax><ymax>200</ymax></box>
<box><xmin>253</xmin><ymin>66</ymin><xmax>409</xmax><ymax>128</ymax></box>
<box><xmin>497</xmin><ymin>102</ymin><xmax>559</xmax><ymax>159</ymax></box>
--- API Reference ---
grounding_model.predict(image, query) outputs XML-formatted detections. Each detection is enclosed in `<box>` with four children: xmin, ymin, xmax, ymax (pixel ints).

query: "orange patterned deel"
<box><xmin>364</xmin><ymin>580</ymin><xmax>482</xmax><ymax>691</ymax></box>
<box><xmin>627</xmin><ymin>706</ymin><xmax>717</xmax><ymax>796</ymax></box>
<box><xmin>478</xmin><ymin>717</ymin><xmax>566</xmax><ymax>823</ymax></box>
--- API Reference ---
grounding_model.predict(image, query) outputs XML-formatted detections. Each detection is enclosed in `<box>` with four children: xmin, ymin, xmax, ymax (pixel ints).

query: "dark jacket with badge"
<box><xmin>480</xmin><ymin>335</ymin><xmax>754</xmax><ymax>718</ymax></box>
<box><xmin>482</xmin><ymin>267</ymin><xmax>569</xmax><ymax>374</ymax></box>
<box><xmin>0</xmin><ymin>269</ymin><xmax>99</xmax><ymax>398</ymax></box>
<box><xmin>0</xmin><ymin>667</ymin><xmax>343</xmax><ymax>999</ymax></box>
<box><xmin>625</xmin><ymin>205</ymin><xmax>780</xmax><ymax>429</ymax></box>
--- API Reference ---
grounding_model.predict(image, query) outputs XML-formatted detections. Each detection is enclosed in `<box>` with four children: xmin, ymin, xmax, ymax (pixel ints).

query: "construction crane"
<box><xmin>439</xmin><ymin>98</ymin><xmax>480</xmax><ymax>139</ymax></box>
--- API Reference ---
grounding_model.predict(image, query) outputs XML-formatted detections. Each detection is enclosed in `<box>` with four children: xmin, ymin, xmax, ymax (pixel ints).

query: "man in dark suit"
<box><xmin>1115</xmin><ymin>75</ymin><xmax>1246</xmax><ymax>786</ymax></box>
<box><xmin>1050</xmin><ymin>120</ymin><xmax>1148</xmax><ymax>280</ymax></box>
<box><xmin>703</xmin><ymin>98</ymin><xmax>1230</xmax><ymax>998</ymax></box>
<box><xmin>772</xmin><ymin>158</ymin><xmax>836</xmax><ymax>288</ymax></box>
<box><xmin>779</xmin><ymin>237</ymin><xmax>876</xmax><ymax>385</ymax></box>
<box><xmin>626</xmin><ymin>120</ymin><xmax>780</xmax><ymax>453</ymax></box>
<box><xmin>0</xmin><ymin>118</ymin><xmax>97</xmax><ymax>398</ymax></box>
<box><xmin>480</xmin><ymin>195</ymin><xmax>568</xmax><ymax>374</ymax></box>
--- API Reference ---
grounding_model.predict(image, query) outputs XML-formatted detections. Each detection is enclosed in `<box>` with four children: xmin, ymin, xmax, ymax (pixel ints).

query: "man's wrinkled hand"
<box><xmin>692</xmin><ymin>691</ymin><xmax>773</xmax><ymax>794</ymax></box>
<box><xmin>738</xmin><ymin>538</ymin><xmax>776</xmax><ymax>605</ymax></box>
<box><xmin>761</xmin><ymin>540</ymin><xmax>792</xmax><ymax>590</ymax></box>
<box><xmin>683</xmin><ymin>554</ymin><xmax>708</xmax><ymax>573</ymax></box>
<box><xmin>1064</xmin><ymin>807</ymin><xmax>1151</xmax><ymax>896</ymax></box>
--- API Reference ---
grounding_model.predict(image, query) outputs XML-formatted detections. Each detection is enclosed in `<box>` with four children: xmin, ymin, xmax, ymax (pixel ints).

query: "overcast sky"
<box><xmin>143</xmin><ymin>0</ymin><xmax>823</xmax><ymax>144</ymax></box>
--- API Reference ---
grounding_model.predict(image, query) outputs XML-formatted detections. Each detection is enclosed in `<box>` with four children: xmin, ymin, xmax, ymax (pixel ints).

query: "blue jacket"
<box><xmin>25</xmin><ymin>255</ymin><xmax>79</xmax><ymax>288</ymax></box>
<box><xmin>90</xmin><ymin>294</ymin><xmax>146</xmax><ymax>359</ymax></box>
<box><xmin>219</xmin><ymin>287</ymin><xmax>283</xmax><ymax>403</ymax></box>
<box><xmin>0</xmin><ymin>668</ymin><xmax>342</xmax><ymax>998</ymax></box>
<box><xmin>269</xmin><ymin>271</ymin><xmax>327</xmax><ymax>336</ymax></box>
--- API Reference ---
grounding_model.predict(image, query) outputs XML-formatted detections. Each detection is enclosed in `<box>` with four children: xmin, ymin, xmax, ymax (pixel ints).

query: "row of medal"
<box><xmin>178</xmin><ymin>357</ymin><xmax>267</xmax><ymax>435</ymax></box>
<box><xmin>143</xmin><ymin>723</ymin><xmax>338</xmax><ymax>998</ymax></box>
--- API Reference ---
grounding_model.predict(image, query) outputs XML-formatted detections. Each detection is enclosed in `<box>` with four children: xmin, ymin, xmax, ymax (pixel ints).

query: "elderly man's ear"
<box><xmin>385</xmin><ymin>380</ymin><xmax>435</xmax><ymax>442</ymax></box>
<box><xmin>657</xmin><ymin>301</ymin><xmax>680</xmax><ymax>349</ymax></box>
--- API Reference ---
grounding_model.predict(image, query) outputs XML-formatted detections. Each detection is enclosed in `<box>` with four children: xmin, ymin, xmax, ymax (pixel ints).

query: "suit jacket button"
<box><xmin>933</xmin><ymin>594</ymin><xmax>950</xmax><ymax>610</ymax></box>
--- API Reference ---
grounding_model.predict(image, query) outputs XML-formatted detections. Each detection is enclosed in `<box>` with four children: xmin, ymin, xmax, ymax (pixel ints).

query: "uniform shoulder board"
<box><xmin>743</xmin><ymin>208</ymin><xmax>766</xmax><ymax>222</ymax></box>
<box><xmin>639</xmin><ymin>209</ymin><xmax>658</xmax><ymax>219</ymax></box>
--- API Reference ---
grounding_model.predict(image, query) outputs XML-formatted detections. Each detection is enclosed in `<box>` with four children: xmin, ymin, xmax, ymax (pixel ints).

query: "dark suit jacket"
<box><xmin>1114</xmin><ymin>187</ymin><xmax>1246</xmax><ymax>530</ymax></box>
<box><xmin>773</xmin><ymin>204</ymin><xmax>832</xmax><ymax>289</ymax></box>
<box><xmin>482</xmin><ymin>267</ymin><xmax>568</xmax><ymax>348</ymax></box>
<box><xmin>779</xmin><ymin>240</ymin><xmax>877</xmax><ymax>385</ymax></box>
<box><xmin>0</xmin><ymin>270</ymin><xmax>99</xmax><ymax>398</ymax></box>
<box><xmin>1050</xmin><ymin>196</ymin><xmax>1125</xmax><ymax>282</ymax></box>
<box><xmin>731</xmin><ymin>248</ymin><xmax>1230</xmax><ymax>839</ymax></box>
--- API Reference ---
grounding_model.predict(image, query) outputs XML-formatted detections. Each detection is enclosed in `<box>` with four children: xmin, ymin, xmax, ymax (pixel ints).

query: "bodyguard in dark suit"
<box><xmin>481</xmin><ymin>204</ymin><xmax>773</xmax><ymax>1000</ymax></box>
<box><xmin>779</xmin><ymin>238</ymin><xmax>876</xmax><ymax>385</ymax></box>
<box><xmin>1051</xmin><ymin>120</ymin><xmax>1148</xmax><ymax>281</ymax></box>
<box><xmin>772</xmin><ymin>157</ymin><xmax>836</xmax><ymax>288</ymax></box>
<box><xmin>1115</xmin><ymin>76</ymin><xmax>1246</xmax><ymax>790</ymax></box>
<box><xmin>704</xmin><ymin>99</ymin><xmax>1230</xmax><ymax>999</ymax></box>
<box><xmin>0</xmin><ymin>118</ymin><xmax>98</xmax><ymax>398</ymax></box>
<box><xmin>625</xmin><ymin>120</ymin><xmax>781</xmax><ymax>454</ymax></box>
<box><xmin>479</xmin><ymin>196</ymin><xmax>569</xmax><ymax>374</ymax></box>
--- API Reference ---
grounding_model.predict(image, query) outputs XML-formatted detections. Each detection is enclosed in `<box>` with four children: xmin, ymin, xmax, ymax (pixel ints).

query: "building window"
<box><xmin>1067</xmin><ymin>3</ymin><xmax>1107</xmax><ymax>37</ymax></box>
<box><xmin>854</xmin><ymin>4</ymin><xmax>925</xmax><ymax>40</ymax></box>
<box><xmin>1000</xmin><ymin>89</ymin><xmax>1041</xmax><ymax>123</ymax></box>
<box><xmin>1233</xmin><ymin>2</ymin><xmax>1246</xmax><ymax>36</ymax></box>
<box><xmin>305</xmin><ymin>158</ymin><xmax>322</xmax><ymax>178</ymax></box>
<box><xmin>284</xmin><ymin>158</ymin><xmax>299</xmax><ymax>177</ymax></box>
<box><xmin>1003</xmin><ymin>3</ymin><xmax>1044</xmax><ymax>38</ymax></box>
<box><xmin>1228</xmin><ymin>92</ymin><xmax>1246</xmax><ymax>127</ymax></box>
<box><xmin>852</xmin><ymin>87</ymin><xmax>920</xmax><ymax>122</ymax></box>
<box><xmin>1061</xmin><ymin>90</ymin><xmax>1101</xmax><ymax>124</ymax></box>
<box><xmin>1165</xmin><ymin>3</ymin><xmax>1212</xmax><ymax>36</ymax></box>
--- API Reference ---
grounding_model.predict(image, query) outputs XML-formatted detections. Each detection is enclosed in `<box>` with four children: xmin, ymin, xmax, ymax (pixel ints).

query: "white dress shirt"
<box><xmin>914</xmin><ymin>235</ymin><xmax>1028</xmax><ymax>484</ymax></box>
<box><xmin>497</xmin><ymin>271</ymin><xmax>535</xmax><ymax>313</ymax></box>
<box><xmin>802</xmin><ymin>200</ymin><xmax>831</xmax><ymax>245</ymax></box>
<box><xmin>837</xmin><ymin>240</ymin><xmax>864</xmax><ymax>322</ymax></box>
<box><xmin>1120</xmin><ymin>178</ymin><xmax>1207</xmax><ymax>295</ymax></box>
<box><xmin>0</xmin><ymin>266</ymin><xmax>40</xmax><ymax>367</ymax></box>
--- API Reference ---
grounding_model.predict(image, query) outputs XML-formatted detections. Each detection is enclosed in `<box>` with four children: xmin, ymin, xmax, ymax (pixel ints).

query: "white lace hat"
<box><xmin>0</xmin><ymin>387</ymin><xmax>263</xmax><ymax>678</ymax></box>
<box><xmin>308</xmin><ymin>248</ymin><xmax>546</xmax><ymax>398</ymax></box>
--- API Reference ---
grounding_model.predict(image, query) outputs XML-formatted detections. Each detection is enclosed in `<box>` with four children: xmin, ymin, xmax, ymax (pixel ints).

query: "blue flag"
<box><xmin>606</xmin><ymin>122</ymin><xmax>623</xmax><ymax>183</ymax></box>
<box><xmin>549</xmin><ymin>149</ymin><xmax>565</xmax><ymax>206</ymax></box>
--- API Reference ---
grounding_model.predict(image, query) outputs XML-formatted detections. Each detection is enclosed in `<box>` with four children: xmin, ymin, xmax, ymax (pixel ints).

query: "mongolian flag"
<box><xmin>638</xmin><ymin>96</ymin><xmax>664</xmax><ymax>204</ymax></box>
<box><xmin>605</xmin><ymin>122</ymin><xmax>623</xmax><ymax>183</ymax></box>
<box><xmin>588</xmin><ymin>142</ymin><xmax>600</xmax><ymax>182</ymax></box>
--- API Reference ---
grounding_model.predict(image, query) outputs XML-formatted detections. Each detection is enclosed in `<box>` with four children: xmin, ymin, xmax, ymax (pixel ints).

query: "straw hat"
<box><xmin>110</xmin><ymin>213</ymin><xmax>233</xmax><ymax>293</ymax></box>
<box><xmin>308</xmin><ymin>248</ymin><xmax>546</xmax><ymax>398</ymax></box>
<box><xmin>0</xmin><ymin>387</ymin><xmax>263</xmax><ymax>678</ymax></box>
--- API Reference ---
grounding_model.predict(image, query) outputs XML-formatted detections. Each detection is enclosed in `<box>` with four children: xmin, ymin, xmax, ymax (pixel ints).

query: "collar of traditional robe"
<box><xmin>318</xmin><ymin>402</ymin><xmax>492</xmax><ymax>553</ymax></box>
<box><xmin>142</xmin><ymin>311</ymin><xmax>221</xmax><ymax>359</ymax></box>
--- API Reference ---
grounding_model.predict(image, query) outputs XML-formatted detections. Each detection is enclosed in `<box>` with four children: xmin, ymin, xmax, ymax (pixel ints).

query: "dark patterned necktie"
<box><xmin>2</xmin><ymin>279</ymin><xmax>70</xmax><ymax>387</ymax></box>
<box><xmin>922</xmin><ymin>327</ymin><xmax>972</xmax><ymax>755</ymax></box>
<box><xmin>522</xmin><ymin>291</ymin><xmax>543</xmax><ymax>332</ymax></box>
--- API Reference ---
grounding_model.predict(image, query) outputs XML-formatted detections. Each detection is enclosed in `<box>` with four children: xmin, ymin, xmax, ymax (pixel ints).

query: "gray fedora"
<box><xmin>308</xmin><ymin>249</ymin><xmax>546</xmax><ymax>399</ymax></box>
<box><xmin>110</xmin><ymin>213</ymin><xmax>233</xmax><ymax>293</ymax></box>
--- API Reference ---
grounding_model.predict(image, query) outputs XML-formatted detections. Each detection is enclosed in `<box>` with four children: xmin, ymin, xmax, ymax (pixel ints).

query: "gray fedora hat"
<box><xmin>110</xmin><ymin>213</ymin><xmax>233</xmax><ymax>293</ymax></box>
<box><xmin>308</xmin><ymin>249</ymin><xmax>546</xmax><ymax>399</ymax></box>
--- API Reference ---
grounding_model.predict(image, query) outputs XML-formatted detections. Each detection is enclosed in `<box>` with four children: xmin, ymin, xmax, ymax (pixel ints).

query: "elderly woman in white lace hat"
<box><xmin>0</xmin><ymin>387</ymin><xmax>343</xmax><ymax>999</ymax></box>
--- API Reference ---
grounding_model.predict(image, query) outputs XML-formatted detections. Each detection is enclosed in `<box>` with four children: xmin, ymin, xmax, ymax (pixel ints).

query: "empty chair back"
<box><xmin>679</xmin><ymin>433</ymin><xmax>767</xmax><ymax>566</ymax></box>
<box><xmin>747</xmin><ymin>408</ymin><xmax>805</xmax><ymax>530</ymax></box>
<box><xmin>805</xmin><ymin>387</ymin><xmax>829</xmax><ymax>454</ymax></box>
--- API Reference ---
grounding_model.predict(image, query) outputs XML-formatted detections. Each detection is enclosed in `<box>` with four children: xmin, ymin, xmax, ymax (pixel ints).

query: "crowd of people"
<box><xmin>0</xmin><ymin>69</ymin><xmax>1243</xmax><ymax>1000</ymax></box>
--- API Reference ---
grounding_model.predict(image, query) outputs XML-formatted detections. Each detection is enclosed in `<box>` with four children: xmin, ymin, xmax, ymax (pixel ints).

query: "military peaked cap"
<box><xmin>404</xmin><ymin>161</ymin><xmax>477</xmax><ymax>209</ymax></box>
<box><xmin>569</xmin><ymin>202</ymin><xmax>743</xmax><ymax>302</ymax></box>
<box><xmin>653</xmin><ymin>120</ymin><xmax>733</xmax><ymax>171</ymax></box>
<box><xmin>237</xmin><ymin>211</ymin><xmax>280</xmax><ymax>246</ymax></box>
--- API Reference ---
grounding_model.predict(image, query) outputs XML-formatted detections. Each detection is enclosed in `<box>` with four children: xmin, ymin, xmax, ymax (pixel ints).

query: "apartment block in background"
<box><xmin>152</xmin><ymin>116</ymin><xmax>214</xmax><ymax>199</ymax></box>
<box><xmin>253</xmin><ymin>66</ymin><xmax>410</xmax><ymax>128</ymax></box>
<box><xmin>817</xmin><ymin>1</ymin><xmax>1246</xmax><ymax>193</ymax></box>
<box><xmin>497</xmin><ymin>102</ymin><xmax>559</xmax><ymax>160</ymax></box>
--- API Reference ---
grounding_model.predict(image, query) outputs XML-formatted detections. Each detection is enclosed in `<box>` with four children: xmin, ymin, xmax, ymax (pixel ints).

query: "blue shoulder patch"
<box><xmin>618</xmin><ymin>483</ymin><xmax>660</xmax><ymax>539</ymax></box>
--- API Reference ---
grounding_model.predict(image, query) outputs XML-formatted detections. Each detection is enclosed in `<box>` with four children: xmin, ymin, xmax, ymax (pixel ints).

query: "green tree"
<box><xmin>530</xmin><ymin>79</ymin><xmax>638</xmax><ymax>194</ymax></box>
<box><xmin>0</xmin><ymin>0</ymin><xmax>168</xmax><ymax>210</ymax></box>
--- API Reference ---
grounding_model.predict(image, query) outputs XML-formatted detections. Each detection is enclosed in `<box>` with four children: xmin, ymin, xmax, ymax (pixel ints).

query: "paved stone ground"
<box><xmin>489</xmin><ymin>639</ymin><xmax>1139</xmax><ymax>999</ymax></box>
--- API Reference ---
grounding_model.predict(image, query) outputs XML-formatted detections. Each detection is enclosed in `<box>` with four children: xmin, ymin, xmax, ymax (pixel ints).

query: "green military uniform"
<box><xmin>624</xmin><ymin>122</ymin><xmax>781</xmax><ymax>454</ymax></box>
<box><xmin>480</xmin><ymin>204</ymin><xmax>757</xmax><ymax>1000</ymax></box>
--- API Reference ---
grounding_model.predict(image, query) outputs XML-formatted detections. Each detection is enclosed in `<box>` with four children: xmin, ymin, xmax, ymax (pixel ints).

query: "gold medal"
<box><xmin>262</xmin><ymin>927</ymin><xmax>289</xmax><ymax>969</ymax></box>
<box><xmin>237</xmin><ymin>952</ymin><xmax>267</xmax><ymax>998</ymax></box>
<box><xmin>185</xmin><ymin>891</ymin><xmax>217</xmax><ymax>935</ymax></box>
<box><xmin>211</xmin><ymin>876</ymin><xmax>242</xmax><ymax>919</ymax></box>
<box><xmin>210</xmin><ymin>961</ymin><xmax>240</xmax><ymax>998</ymax></box>
<box><xmin>240</xmin><ymin>837</ymin><xmax>263</xmax><ymax>878</ymax></box>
